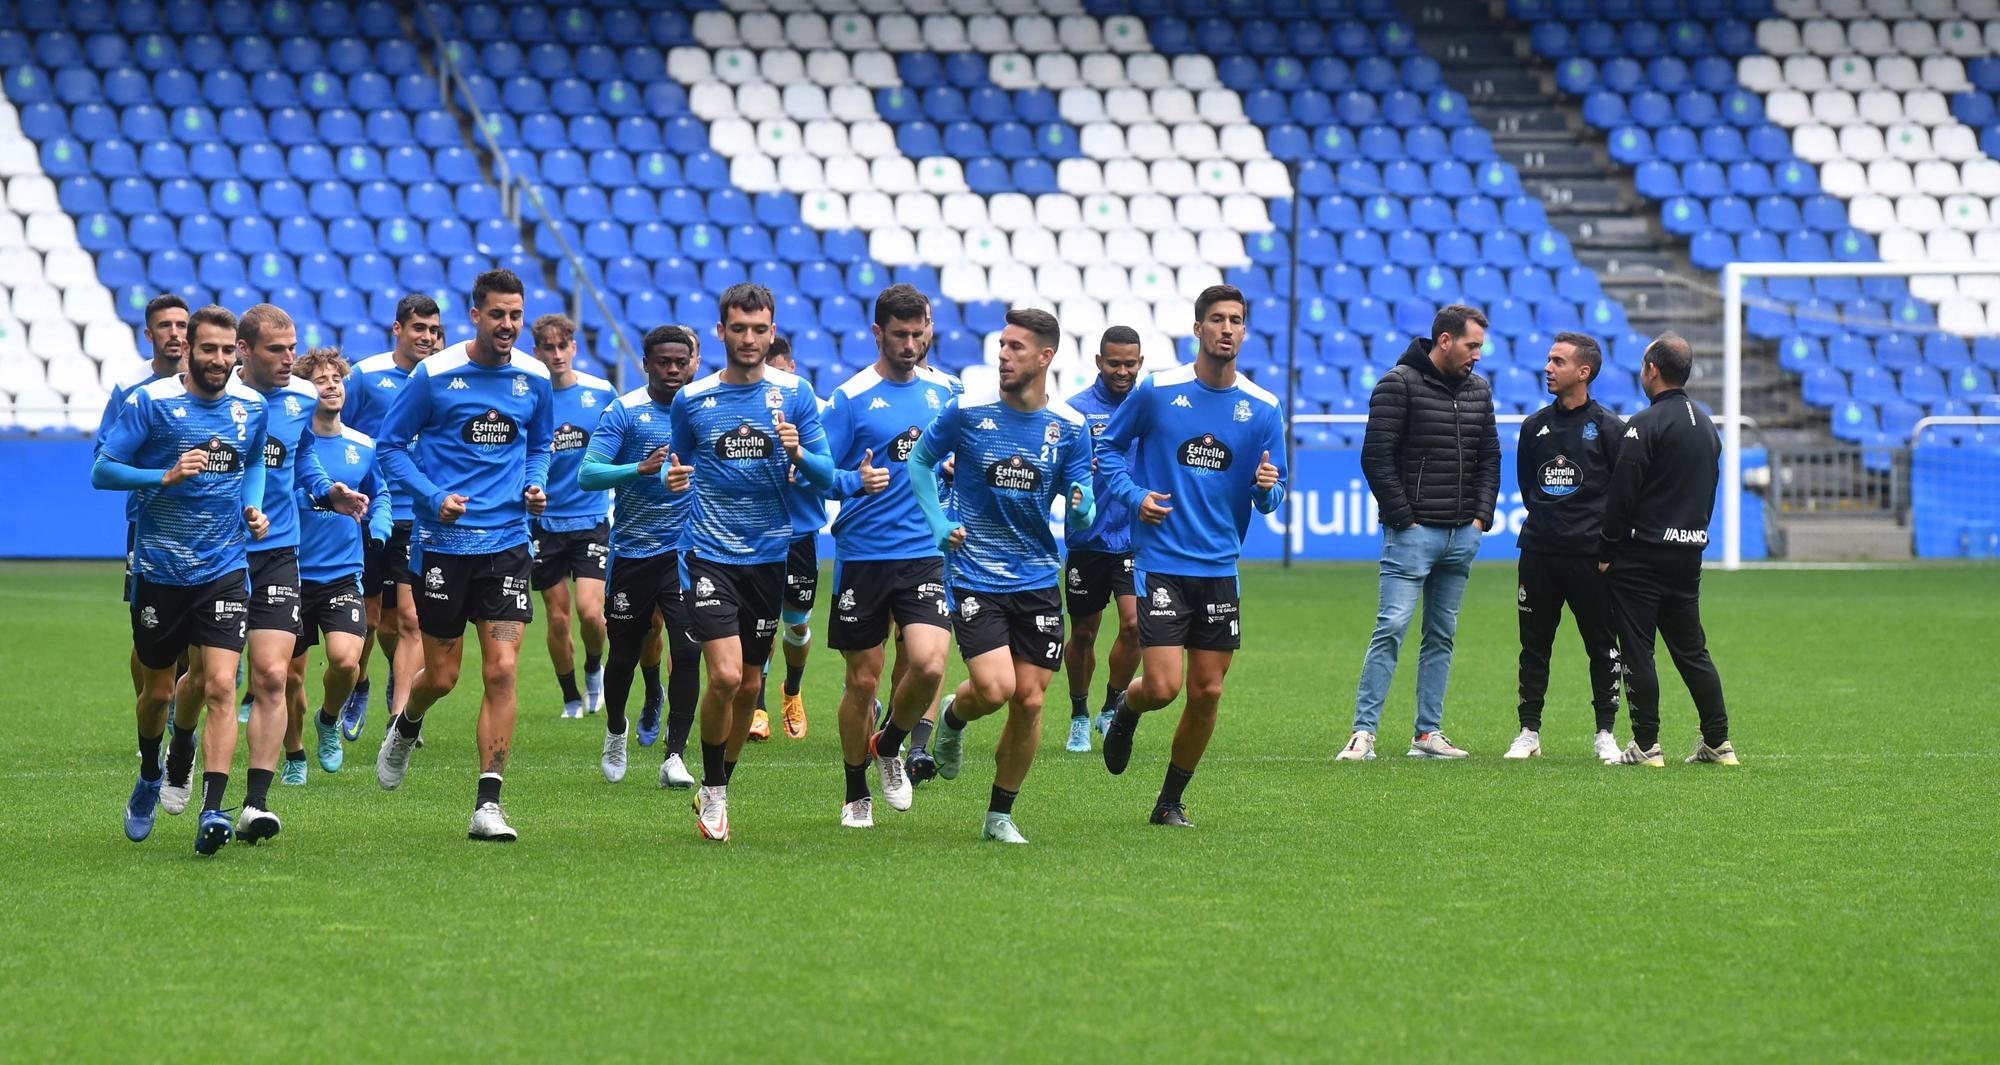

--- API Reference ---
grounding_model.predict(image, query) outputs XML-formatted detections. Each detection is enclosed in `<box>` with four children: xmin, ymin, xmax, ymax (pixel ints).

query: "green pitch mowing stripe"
<box><xmin>0</xmin><ymin>560</ymin><xmax>1993</xmax><ymax>1062</ymax></box>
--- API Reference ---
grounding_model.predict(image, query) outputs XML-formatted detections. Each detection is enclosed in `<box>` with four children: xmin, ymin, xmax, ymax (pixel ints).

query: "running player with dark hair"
<box><xmin>1097</xmin><ymin>285</ymin><xmax>1288</xmax><ymax>827</ymax></box>
<box><xmin>95</xmin><ymin>304</ymin><xmax>271</xmax><ymax>854</ymax></box>
<box><xmin>375</xmin><ymin>269</ymin><xmax>554</xmax><ymax>842</ymax></box>
<box><xmin>102</xmin><ymin>294</ymin><xmax>190</xmax><ymax>698</ymax></box>
<box><xmin>909</xmin><ymin>308</ymin><xmax>1095</xmax><ymax>844</ymax></box>
<box><xmin>1061</xmin><ymin>325</ymin><xmax>1146</xmax><ymax>751</ymax></box>
<box><xmin>529</xmin><ymin>313</ymin><xmax>615</xmax><ymax>721</ymax></box>
<box><xmin>752</xmin><ymin>332</ymin><xmax>822</xmax><ymax>742</ymax></box>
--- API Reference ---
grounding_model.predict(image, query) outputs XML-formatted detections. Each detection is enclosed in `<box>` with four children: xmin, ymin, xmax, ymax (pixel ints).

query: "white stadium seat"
<box><xmin>1080</xmin><ymin>192</ymin><xmax>1127</xmax><ymax>231</ymax></box>
<box><xmin>63</xmin><ymin>285</ymin><xmax>114</xmax><ymax>324</ymax></box>
<box><xmin>728</xmin><ymin>153</ymin><xmax>777</xmax><ymax>192</ymax></box>
<box><xmin>1894</xmin><ymin>193</ymin><xmax>1943</xmax><ymax>232</ymax></box>
<box><xmin>1196</xmin><ymin>159</ymin><xmax>1244</xmax><ymax>195</ymax></box>
<box><xmin>939</xmin><ymin>262</ymin><xmax>987</xmax><ymax>303</ymax></box>
<box><xmin>6</xmin><ymin>176</ymin><xmax>56</xmax><ymax>214</ymax></box>
<box><xmin>1174</xmin><ymin>193</ymin><xmax>1222</xmax><ymax>231</ymax></box>
<box><xmin>1809</xmin><ymin>90</ymin><xmax>1856</xmax><ymax>125</ymax></box>
<box><xmin>1872</xmin><ymin>55</ymin><xmax>1919</xmax><ymax>90</ymax></box>
<box><xmin>827</xmin><ymin>84</ymin><xmax>874</xmax><ymax>121</ymax></box>
<box><xmin>893</xmin><ymin>191</ymin><xmax>941</xmax><ymax>229</ymax></box>
<box><xmin>1782</xmin><ymin>55</ymin><xmax>1829</xmax><ymax>90</ymax></box>
<box><xmin>1034</xmin><ymin>53</ymin><xmax>1080</xmax><ymax>89</ymax></box>
<box><xmin>1914</xmin><ymin>159</ymin><xmax>1963</xmax><ymax>196</ymax></box>
<box><xmin>1060</xmin><ymin>87</ymin><xmax>1105</xmax><ymax>125</ymax></box>
<box><xmin>1034</xmin><ymin>193</ymin><xmax>1081</xmax><ymax>231</ymax></box>
<box><xmin>1104</xmin><ymin>87</ymin><xmax>1149</xmax><ymax>125</ymax></box>
<box><xmin>1127</xmin><ymin>54</ymin><xmax>1171</xmax><ymax>89</ymax></box>
<box><xmin>1866</xmin><ymin>158</ymin><xmax>1914</xmax><ymax>197</ymax></box>
<box><xmin>1082</xmin><ymin>262</ymin><xmax>1127</xmax><ymax>301</ymax></box>
<box><xmin>1756</xmin><ymin>20</ymin><xmax>1803</xmax><ymax>56</ymax></box>
<box><xmin>1222</xmin><ymin>194</ymin><xmax>1273</xmax><ymax>233</ymax></box>
<box><xmin>778</xmin><ymin>154</ymin><xmax>827</xmax><ymax>195</ymax></box>
<box><xmin>823</xmin><ymin>154</ymin><xmax>871</xmax><ymax>193</ymax></box>
<box><xmin>1837</xmin><ymin>124</ymin><xmax>1885</xmax><ymax>162</ymax></box>
<box><xmin>1148</xmin><ymin>159</ymin><xmax>1197</xmax><ymax>197</ymax></box>
<box><xmin>922</xmin><ymin>16</ymin><xmax>968</xmax><ymax>52</ymax></box>
<box><xmin>1058</xmin><ymin>15</ymin><xmax>1103</xmax><ymax>52</ymax></box>
<box><xmin>801</xmin><ymin>118</ymin><xmax>847</xmax><ymax>157</ymax></box>
<box><xmin>846</xmin><ymin>191</ymin><xmax>894</xmax><ymax>229</ymax></box>
<box><xmin>849</xmin><ymin>120</ymin><xmax>896</xmax><ymax>158</ymax></box>
<box><xmin>1845</xmin><ymin>19</ymin><xmax>1893</xmax><ymax>54</ymax></box>
<box><xmin>1737</xmin><ymin>56</ymin><xmax>1784</xmax><ymax>92</ymax></box>
<box><xmin>1102</xmin><ymin>158</ymin><xmax>1151</xmax><ymax>196</ymax></box>
<box><xmin>941</xmin><ymin>192</ymin><xmax>988</xmax><ymax>230</ymax></box>
<box><xmin>1800</xmin><ymin>18</ymin><xmax>1848</xmax><ymax>55</ymax></box>
<box><xmin>860</xmin><ymin>16</ymin><xmax>905</xmax><ymax>52</ymax></box>
<box><xmin>1081</xmin><ymin>53</ymin><xmax>1127</xmax><ymax>89</ymax></box>
<box><xmin>784</xmin><ymin>84</ymin><xmax>830</xmax><ymax>123</ymax></box>
<box><xmin>1828</xmin><ymin>55</ymin><xmax>1874</xmax><ymax>91</ymax></box>
<box><xmin>851</xmin><ymin>51</ymin><xmax>898</xmax><ymax>88</ymax></box>
<box><xmin>1103</xmin><ymin>15</ymin><xmax>1148</xmax><ymax>53</ymax></box>
<box><xmin>1197</xmin><ymin>88</ymin><xmax>1246</xmax><ymax>124</ymax></box>
<box><xmin>1856</xmin><ymin>89</ymin><xmax>1902</xmax><ymax>127</ymax></box>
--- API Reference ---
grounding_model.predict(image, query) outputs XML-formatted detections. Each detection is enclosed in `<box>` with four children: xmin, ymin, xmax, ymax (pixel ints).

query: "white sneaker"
<box><xmin>376</xmin><ymin>724</ymin><xmax>418</xmax><ymax>790</ymax></box>
<box><xmin>468</xmin><ymin>801</ymin><xmax>518</xmax><ymax>841</ymax></box>
<box><xmin>561</xmin><ymin>699</ymin><xmax>584</xmax><ymax>720</ymax></box>
<box><xmin>1407</xmin><ymin>731</ymin><xmax>1469</xmax><ymax>759</ymax></box>
<box><xmin>601</xmin><ymin>730</ymin><xmax>628</xmax><ymax>783</ymax></box>
<box><xmin>658</xmin><ymin>753</ymin><xmax>695</xmax><ymax>789</ymax></box>
<box><xmin>1594</xmin><ymin>730</ymin><xmax>1622</xmax><ymax>764</ymax></box>
<box><xmin>840</xmin><ymin>797</ymin><xmax>873</xmax><ymax>828</ymax></box>
<box><xmin>1335</xmin><ymin>731</ymin><xmax>1376</xmax><ymax>761</ymax></box>
<box><xmin>1614</xmin><ymin>740</ymin><xmax>1665</xmax><ymax>767</ymax></box>
<box><xmin>234</xmin><ymin>805</ymin><xmax>281</xmax><ymax>845</ymax></box>
<box><xmin>875</xmin><ymin>746</ymin><xmax>912</xmax><ymax>812</ymax></box>
<box><xmin>695</xmin><ymin>785</ymin><xmax>729</xmax><ymax>841</ymax></box>
<box><xmin>159</xmin><ymin>778</ymin><xmax>191</xmax><ymax>815</ymax></box>
<box><xmin>584</xmin><ymin>667</ymin><xmax>604</xmax><ymax>715</ymax></box>
<box><xmin>1503</xmin><ymin>728</ymin><xmax>1541</xmax><ymax>760</ymax></box>
<box><xmin>1686</xmin><ymin>739</ymin><xmax>1739</xmax><ymax>765</ymax></box>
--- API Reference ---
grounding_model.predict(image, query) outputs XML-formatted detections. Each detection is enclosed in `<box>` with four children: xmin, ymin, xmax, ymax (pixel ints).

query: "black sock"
<box><xmin>665</xmin><ymin>651</ymin><xmax>699</xmax><ymax>755</ymax></box>
<box><xmin>724</xmin><ymin>759</ymin><xmax>737</xmax><ymax>784</ymax></box>
<box><xmin>167</xmin><ymin>725</ymin><xmax>196</xmax><ymax>785</ymax></box>
<box><xmin>317</xmin><ymin>708</ymin><xmax>338</xmax><ymax>727</ymax></box>
<box><xmin>783</xmin><ymin>663</ymin><xmax>804</xmax><ymax>697</ymax></box>
<box><xmin>201</xmin><ymin>771</ymin><xmax>228</xmax><ymax>812</ymax></box>
<box><xmin>605</xmin><ymin>643</ymin><xmax>640</xmax><ymax>725</ymax></box>
<box><xmin>844</xmin><ymin>761</ymin><xmax>869</xmax><ymax>803</ymax></box>
<box><xmin>396</xmin><ymin>713</ymin><xmax>423</xmax><ymax>739</ymax></box>
<box><xmin>285</xmin><ymin>748</ymin><xmax>305</xmax><ymax>764</ymax></box>
<box><xmin>1158</xmin><ymin>763</ymin><xmax>1194</xmax><ymax>807</ymax></box>
<box><xmin>909</xmin><ymin>718</ymin><xmax>934</xmax><ymax>754</ymax></box>
<box><xmin>558</xmin><ymin>670</ymin><xmax>582</xmax><ymax>703</ymax></box>
<box><xmin>755</xmin><ymin>672</ymin><xmax>767</xmax><ymax>711</ymax></box>
<box><xmin>477</xmin><ymin>773</ymin><xmax>502</xmax><ymax>808</ymax></box>
<box><xmin>943</xmin><ymin>706</ymin><xmax>968</xmax><ymax>732</ymax></box>
<box><xmin>700</xmin><ymin>741</ymin><xmax>727</xmax><ymax>787</ymax></box>
<box><xmin>1070</xmin><ymin>693</ymin><xmax>1089</xmax><ymax>719</ymax></box>
<box><xmin>876</xmin><ymin>720</ymin><xmax>909</xmax><ymax>756</ymax></box>
<box><xmin>989</xmin><ymin>785</ymin><xmax>1017</xmax><ymax>816</ymax></box>
<box><xmin>583</xmin><ymin>652</ymin><xmax>602</xmax><ymax>676</ymax></box>
<box><xmin>244</xmin><ymin>767</ymin><xmax>274</xmax><ymax>810</ymax></box>
<box><xmin>1104</xmin><ymin>684</ymin><xmax>1125</xmax><ymax>713</ymax></box>
<box><xmin>137</xmin><ymin>731</ymin><xmax>163</xmax><ymax>781</ymax></box>
<box><xmin>642</xmin><ymin>663</ymin><xmax>663</xmax><ymax>702</ymax></box>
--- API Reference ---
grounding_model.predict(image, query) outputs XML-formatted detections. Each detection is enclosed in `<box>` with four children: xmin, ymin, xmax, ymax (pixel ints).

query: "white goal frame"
<box><xmin>1720</xmin><ymin>260</ymin><xmax>2000</xmax><ymax>569</ymax></box>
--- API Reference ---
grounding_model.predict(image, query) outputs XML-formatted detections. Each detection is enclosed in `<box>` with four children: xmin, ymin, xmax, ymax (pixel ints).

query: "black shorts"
<box><xmin>606</xmin><ymin>550</ymin><xmax>692</xmax><ymax>641</ymax></box>
<box><xmin>1135</xmin><ymin>570</ymin><xmax>1242</xmax><ymax>652</ymax></box>
<box><xmin>684</xmin><ymin>554</ymin><xmax>784</xmax><ymax>666</ymax></box>
<box><xmin>123</xmin><ymin>522</ymin><xmax>137</xmax><ymax>603</ymax></box>
<box><xmin>131</xmin><ymin>568</ymin><xmax>249</xmax><ymax>670</ymax></box>
<box><xmin>1065</xmin><ymin>548</ymin><xmax>1135</xmax><ymax>617</ymax></box>
<box><xmin>246</xmin><ymin>547</ymin><xmax>302</xmax><ymax>635</ymax></box>
<box><xmin>951</xmin><ymin>585</ymin><xmax>1065</xmax><ymax>671</ymax></box>
<box><xmin>295</xmin><ymin>575</ymin><xmax>368</xmax><ymax>655</ymax></box>
<box><xmin>827</xmin><ymin>557</ymin><xmax>950</xmax><ymax>650</ymax></box>
<box><xmin>412</xmin><ymin>544</ymin><xmax>535</xmax><ymax>639</ymax></box>
<box><xmin>364</xmin><ymin>520</ymin><xmax>414</xmax><ymax>599</ymax></box>
<box><xmin>784</xmin><ymin>535</ymin><xmax>818</xmax><ymax>620</ymax></box>
<box><xmin>531</xmin><ymin>519</ymin><xmax>611</xmax><ymax>590</ymax></box>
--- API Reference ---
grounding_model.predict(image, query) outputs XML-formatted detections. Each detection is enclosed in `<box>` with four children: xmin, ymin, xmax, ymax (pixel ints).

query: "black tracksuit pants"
<box><xmin>1516</xmin><ymin>550</ymin><xmax>1620</xmax><ymax>733</ymax></box>
<box><xmin>1605</xmin><ymin>547</ymin><xmax>1729</xmax><ymax>750</ymax></box>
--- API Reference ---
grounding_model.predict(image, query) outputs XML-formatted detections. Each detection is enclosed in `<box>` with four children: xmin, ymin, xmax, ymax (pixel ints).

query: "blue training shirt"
<box><xmin>243</xmin><ymin>372</ymin><xmax>335</xmax><ymax>554</ymax></box>
<box><xmin>98</xmin><ymin>359</ymin><xmax>173</xmax><ymax>521</ymax></box>
<box><xmin>342</xmin><ymin>350</ymin><xmax>418</xmax><ymax>521</ymax></box>
<box><xmin>669</xmin><ymin>367</ymin><xmax>827</xmax><ymax>566</ymax></box>
<box><xmin>820</xmin><ymin>364</ymin><xmax>961</xmax><ymax>562</ymax></box>
<box><xmin>298</xmin><ymin>425</ymin><xmax>393</xmax><ymax>584</ymax></box>
<box><xmin>1064</xmin><ymin>376</ymin><xmax>1138</xmax><ymax>554</ymax></box>
<box><xmin>1096</xmin><ymin>364</ymin><xmax>1290</xmax><ymax>579</ymax></box>
<box><xmin>542</xmin><ymin>371</ymin><xmax>616</xmax><ymax>533</ymax></box>
<box><xmin>586</xmin><ymin>387</ymin><xmax>689</xmax><ymax>559</ymax></box>
<box><xmin>377</xmin><ymin>340</ymin><xmax>554</xmax><ymax>557</ymax></box>
<box><xmin>99</xmin><ymin>374</ymin><xmax>270</xmax><ymax>586</ymax></box>
<box><xmin>916</xmin><ymin>384</ymin><xmax>1094</xmax><ymax>594</ymax></box>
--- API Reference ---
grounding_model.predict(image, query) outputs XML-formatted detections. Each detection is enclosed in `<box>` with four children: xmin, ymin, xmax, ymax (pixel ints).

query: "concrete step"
<box><xmin>1775</xmin><ymin>518</ymin><xmax>1912</xmax><ymax>561</ymax></box>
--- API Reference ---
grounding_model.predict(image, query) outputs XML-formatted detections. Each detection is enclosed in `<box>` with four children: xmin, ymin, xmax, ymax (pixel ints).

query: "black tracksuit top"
<box><xmin>1516</xmin><ymin>396</ymin><xmax>1625</xmax><ymax>554</ymax></box>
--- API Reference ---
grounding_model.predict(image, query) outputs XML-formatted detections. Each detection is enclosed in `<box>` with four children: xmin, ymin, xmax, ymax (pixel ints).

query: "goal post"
<box><xmin>1720</xmin><ymin>260</ymin><xmax>2000</xmax><ymax>570</ymax></box>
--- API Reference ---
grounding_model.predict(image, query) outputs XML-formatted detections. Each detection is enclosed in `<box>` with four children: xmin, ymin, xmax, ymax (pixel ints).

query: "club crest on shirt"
<box><xmin>230</xmin><ymin>401</ymin><xmax>248</xmax><ymax>425</ymax></box>
<box><xmin>926</xmin><ymin>388</ymin><xmax>942</xmax><ymax>409</ymax></box>
<box><xmin>284</xmin><ymin>395</ymin><xmax>303</xmax><ymax>417</ymax></box>
<box><xmin>344</xmin><ymin>444</ymin><xmax>360</xmax><ymax>465</ymax></box>
<box><xmin>1233</xmin><ymin>399</ymin><xmax>1252</xmax><ymax>422</ymax></box>
<box><xmin>765</xmin><ymin>387</ymin><xmax>784</xmax><ymax>409</ymax></box>
<box><xmin>512</xmin><ymin>375</ymin><xmax>530</xmax><ymax>397</ymax></box>
<box><xmin>582</xmin><ymin>391</ymin><xmax>598</xmax><ymax>408</ymax></box>
<box><xmin>1582</xmin><ymin>420</ymin><xmax>1599</xmax><ymax>441</ymax></box>
<box><xmin>1044</xmin><ymin>421</ymin><xmax>1063</xmax><ymax>445</ymax></box>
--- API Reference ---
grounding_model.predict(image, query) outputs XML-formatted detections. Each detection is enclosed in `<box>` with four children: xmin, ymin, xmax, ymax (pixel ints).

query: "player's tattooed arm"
<box><xmin>490</xmin><ymin>621</ymin><xmax>523</xmax><ymax>644</ymax></box>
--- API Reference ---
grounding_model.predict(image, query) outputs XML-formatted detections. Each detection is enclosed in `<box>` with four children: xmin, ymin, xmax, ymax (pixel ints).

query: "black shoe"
<box><xmin>1102</xmin><ymin>698</ymin><xmax>1138</xmax><ymax>776</ymax></box>
<box><xmin>1148</xmin><ymin>803</ymin><xmax>1194</xmax><ymax>828</ymax></box>
<box><xmin>906</xmin><ymin>746</ymin><xmax>936</xmax><ymax>787</ymax></box>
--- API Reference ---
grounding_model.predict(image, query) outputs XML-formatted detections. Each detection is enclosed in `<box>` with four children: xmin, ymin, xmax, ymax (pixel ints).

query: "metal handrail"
<box><xmin>1909</xmin><ymin>415</ymin><xmax>2000</xmax><ymax>447</ymax></box>
<box><xmin>411</xmin><ymin>3</ymin><xmax>636</xmax><ymax>384</ymax></box>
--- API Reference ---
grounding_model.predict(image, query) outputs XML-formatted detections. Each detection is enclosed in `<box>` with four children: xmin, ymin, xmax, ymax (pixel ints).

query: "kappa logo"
<box><xmin>1170</xmin><ymin>394</ymin><xmax>1193</xmax><ymax>409</ymax></box>
<box><xmin>377</xmin><ymin>378</ymin><xmax>397</xmax><ymax>388</ymax></box>
<box><xmin>512</xmin><ymin>376</ymin><xmax>530</xmax><ymax>397</ymax></box>
<box><xmin>960</xmin><ymin>596</ymin><xmax>981</xmax><ymax>619</ymax></box>
<box><xmin>1582</xmin><ymin>420</ymin><xmax>1599</xmax><ymax>441</ymax></box>
<box><xmin>1535</xmin><ymin>425</ymin><xmax>1551</xmax><ymax>437</ymax></box>
<box><xmin>425</xmin><ymin>566</ymin><xmax>445</xmax><ymax>591</ymax></box>
<box><xmin>344</xmin><ymin>444</ymin><xmax>360</xmax><ymax>465</ymax></box>
<box><xmin>868</xmin><ymin>397</ymin><xmax>891</xmax><ymax>410</ymax></box>
<box><xmin>139</xmin><ymin>605</ymin><xmax>159</xmax><ymax>629</ymax></box>
<box><xmin>448</xmin><ymin>378</ymin><xmax>470</xmax><ymax>390</ymax></box>
<box><xmin>702</xmin><ymin>397</ymin><xmax>717</xmax><ymax>408</ymax></box>
<box><xmin>638</xmin><ymin>411</ymin><xmax>652</xmax><ymax>422</ymax></box>
<box><xmin>695</xmin><ymin>576</ymin><xmax>716</xmax><ymax>599</ymax></box>
<box><xmin>1232</xmin><ymin>399</ymin><xmax>1252</xmax><ymax>423</ymax></box>
<box><xmin>838</xmin><ymin>588</ymin><xmax>856</xmax><ymax>610</ymax></box>
<box><xmin>1624</xmin><ymin>427</ymin><xmax>1639</xmax><ymax>439</ymax></box>
<box><xmin>1150</xmin><ymin>585</ymin><xmax>1172</xmax><ymax>609</ymax></box>
<box><xmin>172</xmin><ymin>406</ymin><xmax>187</xmax><ymax>418</ymax></box>
<box><xmin>976</xmin><ymin>418</ymin><xmax>998</xmax><ymax>431</ymax></box>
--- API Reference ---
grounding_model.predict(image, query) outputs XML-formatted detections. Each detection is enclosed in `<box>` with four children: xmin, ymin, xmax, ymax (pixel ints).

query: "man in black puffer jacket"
<box><xmin>1337</xmin><ymin>304</ymin><xmax>1500</xmax><ymax>763</ymax></box>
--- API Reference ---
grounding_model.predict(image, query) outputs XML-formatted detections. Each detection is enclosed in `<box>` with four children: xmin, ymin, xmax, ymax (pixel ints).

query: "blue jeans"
<box><xmin>1352</xmin><ymin>523</ymin><xmax>1482</xmax><ymax>738</ymax></box>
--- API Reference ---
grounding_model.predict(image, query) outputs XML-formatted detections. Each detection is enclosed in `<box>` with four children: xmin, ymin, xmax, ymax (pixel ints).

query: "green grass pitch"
<box><xmin>1</xmin><ymin>559</ymin><xmax>1993</xmax><ymax>1062</ymax></box>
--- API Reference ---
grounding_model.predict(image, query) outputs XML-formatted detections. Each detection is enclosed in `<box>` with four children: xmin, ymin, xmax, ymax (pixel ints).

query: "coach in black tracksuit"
<box><xmin>1598</xmin><ymin>333</ymin><xmax>1731</xmax><ymax>763</ymax></box>
<box><xmin>1515</xmin><ymin>333</ymin><xmax>1625</xmax><ymax>746</ymax></box>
